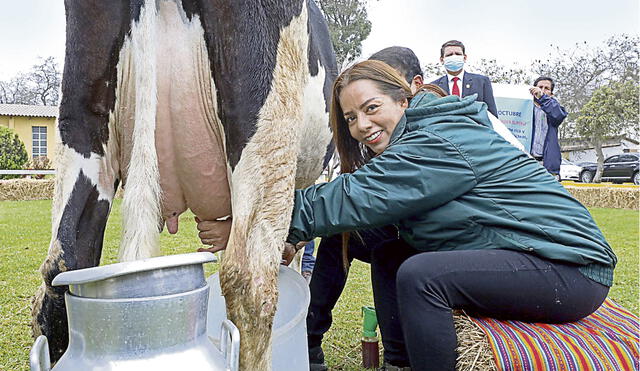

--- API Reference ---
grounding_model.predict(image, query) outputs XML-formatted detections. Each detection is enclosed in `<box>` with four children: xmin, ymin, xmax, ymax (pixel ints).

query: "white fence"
<box><xmin>0</xmin><ymin>170</ymin><xmax>56</xmax><ymax>175</ymax></box>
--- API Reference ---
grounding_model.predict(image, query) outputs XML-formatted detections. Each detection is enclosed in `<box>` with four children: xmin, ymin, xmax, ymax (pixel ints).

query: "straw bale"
<box><xmin>0</xmin><ymin>179</ymin><xmax>125</xmax><ymax>201</ymax></box>
<box><xmin>0</xmin><ymin>179</ymin><xmax>55</xmax><ymax>201</ymax></box>
<box><xmin>455</xmin><ymin>312</ymin><xmax>497</xmax><ymax>371</ymax></box>
<box><xmin>565</xmin><ymin>186</ymin><xmax>639</xmax><ymax>210</ymax></box>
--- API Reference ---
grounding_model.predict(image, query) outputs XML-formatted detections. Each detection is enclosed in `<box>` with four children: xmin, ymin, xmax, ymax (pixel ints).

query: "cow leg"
<box><xmin>31</xmin><ymin>0</ymin><xmax>132</xmax><ymax>362</ymax></box>
<box><xmin>31</xmin><ymin>171</ymin><xmax>118</xmax><ymax>362</ymax></box>
<box><xmin>212</xmin><ymin>8</ymin><xmax>308</xmax><ymax>370</ymax></box>
<box><xmin>220</xmin><ymin>78</ymin><xmax>304</xmax><ymax>369</ymax></box>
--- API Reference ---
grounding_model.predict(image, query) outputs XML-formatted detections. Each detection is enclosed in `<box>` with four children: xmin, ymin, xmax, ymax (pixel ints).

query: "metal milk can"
<box><xmin>30</xmin><ymin>252</ymin><xmax>239</xmax><ymax>371</ymax></box>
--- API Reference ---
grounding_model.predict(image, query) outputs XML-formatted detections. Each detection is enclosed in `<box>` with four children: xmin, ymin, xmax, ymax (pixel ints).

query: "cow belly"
<box><xmin>155</xmin><ymin>1</ymin><xmax>231</xmax><ymax>222</ymax></box>
<box><xmin>296</xmin><ymin>62</ymin><xmax>332</xmax><ymax>188</ymax></box>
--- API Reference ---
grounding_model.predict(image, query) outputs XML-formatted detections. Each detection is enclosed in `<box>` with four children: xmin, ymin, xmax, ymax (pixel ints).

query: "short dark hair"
<box><xmin>533</xmin><ymin>76</ymin><xmax>555</xmax><ymax>93</ymax></box>
<box><xmin>440</xmin><ymin>40</ymin><xmax>465</xmax><ymax>58</ymax></box>
<box><xmin>368</xmin><ymin>46</ymin><xmax>422</xmax><ymax>85</ymax></box>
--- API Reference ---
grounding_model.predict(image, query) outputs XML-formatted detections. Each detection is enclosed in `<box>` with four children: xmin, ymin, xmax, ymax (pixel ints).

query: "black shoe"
<box><xmin>378</xmin><ymin>362</ymin><xmax>411</xmax><ymax>371</ymax></box>
<box><xmin>308</xmin><ymin>345</ymin><xmax>328</xmax><ymax>371</ymax></box>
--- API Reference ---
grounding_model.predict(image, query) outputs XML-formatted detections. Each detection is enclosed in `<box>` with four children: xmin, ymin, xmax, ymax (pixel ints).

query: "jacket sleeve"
<box><xmin>535</xmin><ymin>95</ymin><xmax>567</xmax><ymax>127</ymax></box>
<box><xmin>483</xmin><ymin>76</ymin><xmax>498</xmax><ymax>117</ymax></box>
<box><xmin>287</xmin><ymin>131</ymin><xmax>478</xmax><ymax>244</ymax></box>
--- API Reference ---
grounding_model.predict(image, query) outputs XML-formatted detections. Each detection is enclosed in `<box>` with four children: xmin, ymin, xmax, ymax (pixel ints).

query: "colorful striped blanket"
<box><xmin>471</xmin><ymin>299</ymin><xmax>639</xmax><ymax>371</ymax></box>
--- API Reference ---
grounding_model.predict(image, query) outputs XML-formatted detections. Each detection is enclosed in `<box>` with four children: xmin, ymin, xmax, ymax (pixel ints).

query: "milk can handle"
<box><xmin>30</xmin><ymin>336</ymin><xmax>51</xmax><ymax>371</ymax></box>
<box><xmin>220</xmin><ymin>319</ymin><xmax>240</xmax><ymax>371</ymax></box>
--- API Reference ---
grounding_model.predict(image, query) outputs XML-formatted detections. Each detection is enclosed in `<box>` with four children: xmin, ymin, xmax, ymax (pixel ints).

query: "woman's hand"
<box><xmin>281</xmin><ymin>241</ymin><xmax>310</xmax><ymax>266</ymax></box>
<box><xmin>195</xmin><ymin>216</ymin><xmax>232</xmax><ymax>254</ymax></box>
<box><xmin>194</xmin><ymin>215</ymin><xmax>308</xmax><ymax>265</ymax></box>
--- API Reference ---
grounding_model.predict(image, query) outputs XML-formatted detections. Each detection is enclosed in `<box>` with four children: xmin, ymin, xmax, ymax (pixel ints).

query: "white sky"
<box><xmin>361</xmin><ymin>0</ymin><xmax>640</xmax><ymax>75</ymax></box>
<box><xmin>0</xmin><ymin>0</ymin><xmax>638</xmax><ymax>80</ymax></box>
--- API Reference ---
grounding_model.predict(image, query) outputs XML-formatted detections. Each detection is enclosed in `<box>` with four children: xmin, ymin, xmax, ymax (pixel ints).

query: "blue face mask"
<box><xmin>443</xmin><ymin>55</ymin><xmax>465</xmax><ymax>72</ymax></box>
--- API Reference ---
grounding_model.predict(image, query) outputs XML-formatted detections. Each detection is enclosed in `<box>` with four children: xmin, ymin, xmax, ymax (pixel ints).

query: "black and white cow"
<box><xmin>31</xmin><ymin>0</ymin><xmax>337</xmax><ymax>368</ymax></box>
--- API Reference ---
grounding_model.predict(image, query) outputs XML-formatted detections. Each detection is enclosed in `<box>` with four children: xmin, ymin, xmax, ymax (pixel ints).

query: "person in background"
<box><xmin>301</xmin><ymin>240</ymin><xmax>316</xmax><ymax>283</ymax></box>
<box><xmin>529</xmin><ymin>76</ymin><xmax>567</xmax><ymax>177</ymax></box>
<box><xmin>368</xmin><ymin>46</ymin><xmax>424</xmax><ymax>92</ymax></box>
<box><xmin>431</xmin><ymin>40</ymin><xmax>498</xmax><ymax>117</ymax></box>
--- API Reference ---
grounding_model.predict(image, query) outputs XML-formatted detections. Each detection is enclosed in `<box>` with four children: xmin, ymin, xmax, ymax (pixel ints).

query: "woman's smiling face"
<box><xmin>339</xmin><ymin>79</ymin><xmax>408</xmax><ymax>154</ymax></box>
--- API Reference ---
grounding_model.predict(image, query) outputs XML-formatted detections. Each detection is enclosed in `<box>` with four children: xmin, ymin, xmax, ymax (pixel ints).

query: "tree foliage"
<box><xmin>0</xmin><ymin>57</ymin><xmax>61</xmax><ymax>106</ymax></box>
<box><xmin>467</xmin><ymin>59</ymin><xmax>531</xmax><ymax>84</ymax></box>
<box><xmin>422</xmin><ymin>62</ymin><xmax>445</xmax><ymax>82</ymax></box>
<box><xmin>0</xmin><ymin>126</ymin><xmax>29</xmax><ymax>179</ymax></box>
<box><xmin>575</xmin><ymin>81</ymin><xmax>639</xmax><ymax>182</ymax></box>
<box><xmin>316</xmin><ymin>0</ymin><xmax>372</xmax><ymax>69</ymax></box>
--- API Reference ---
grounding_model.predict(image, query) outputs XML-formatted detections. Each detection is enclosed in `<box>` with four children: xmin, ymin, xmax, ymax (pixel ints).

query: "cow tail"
<box><xmin>119</xmin><ymin>0</ymin><xmax>162</xmax><ymax>261</ymax></box>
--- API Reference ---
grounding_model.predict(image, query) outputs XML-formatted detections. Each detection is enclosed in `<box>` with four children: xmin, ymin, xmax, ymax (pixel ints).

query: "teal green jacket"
<box><xmin>288</xmin><ymin>93</ymin><xmax>616</xmax><ymax>286</ymax></box>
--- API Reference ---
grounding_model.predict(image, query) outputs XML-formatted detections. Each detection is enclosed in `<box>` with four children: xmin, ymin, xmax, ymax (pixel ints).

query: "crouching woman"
<box><xmin>285</xmin><ymin>60</ymin><xmax>616</xmax><ymax>370</ymax></box>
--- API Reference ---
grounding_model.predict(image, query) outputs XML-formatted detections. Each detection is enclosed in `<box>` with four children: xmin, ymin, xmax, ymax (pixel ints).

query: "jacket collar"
<box><xmin>389</xmin><ymin>114</ymin><xmax>407</xmax><ymax>145</ymax></box>
<box><xmin>406</xmin><ymin>92</ymin><xmax>483</xmax><ymax>121</ymax></box>
<box><xmin>389</xmin><ymin>91</ymin><xmax>488</xmax><ymax>145</ymax></box>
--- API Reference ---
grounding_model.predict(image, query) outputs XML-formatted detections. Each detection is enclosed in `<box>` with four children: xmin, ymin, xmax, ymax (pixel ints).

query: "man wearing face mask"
<box><xmin>431</xmin><ymin>40</ymin><xmax>498</xmax><ymax>116</ymax></box>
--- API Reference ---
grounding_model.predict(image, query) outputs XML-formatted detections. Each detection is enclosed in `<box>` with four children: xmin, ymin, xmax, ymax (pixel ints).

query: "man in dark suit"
<box><xmin>431</xmin><ymin>40</ymin><xmax>498</xmax><ymax>116</ymax></box>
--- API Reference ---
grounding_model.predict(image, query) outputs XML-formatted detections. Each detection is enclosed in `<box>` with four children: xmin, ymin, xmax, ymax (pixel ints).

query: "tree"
<box><xmin>0</xmin><ymin>126</ymin><xmax>29</xmax><ymax>179</ymax></box>
<box><xmin>316</xmin><ymin>0</ymin><xmax>372</xmax><ymax>69</ymax></box>
<box><xmin>30</xmin><ymin>57</ymin><xmax>61</xmax><ymax>106</ymax></box>
<box><xmin>533</xmin><ymin>34</ymin><xmax>639</xmax><ymax>139</ymax></box>
<box><xmin>467</xmin><ymin>59</ymin><xmax>532</xmax><ymax>85</ymax></box>
<box><xmin>422</xmin><ymin>62</ymin><xmax>444</xmax><ymax>82</ymax></box>
<box><xmin>0</xmin><ymin>57</ymin><xmax>61</xmax><ymax>106</ymax></box>
<box><xmin>575</xmin><ymin>81</ymin><xmax>639</xmax><ymax>182</ymax></box>
<box><xmin>0</xmin><ymin>73</ymin><xmax>33</xmax><ymax>105</ymax></box>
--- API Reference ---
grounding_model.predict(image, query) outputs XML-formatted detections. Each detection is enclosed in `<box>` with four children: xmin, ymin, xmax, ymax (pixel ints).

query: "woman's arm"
<box><xmin>288</xmin><ymin>131</ymin><xmax>478</xmax><ymax>244</ymax></box>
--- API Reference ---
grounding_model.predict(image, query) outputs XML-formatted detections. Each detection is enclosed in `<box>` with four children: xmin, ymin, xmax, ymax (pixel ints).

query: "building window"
<box><xmin>32</xmin><ymin>126</ymin><xmax>47</xmax><ymax>158</ymax></box>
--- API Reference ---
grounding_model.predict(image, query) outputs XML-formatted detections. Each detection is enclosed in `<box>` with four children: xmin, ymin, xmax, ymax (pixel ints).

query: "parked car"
<box><xmin>576</xmin><ymin>161</ymin><xmax>596</xmax><ymax>168</ymax></box>
<box><xmin>579</xmin><ymin>153</ymin><xmax>640</xmax><ymax>184</ymax></box>
<box><xmin>559</xmin><ymin>159</ymin><xmax>582</xmax><ymax>181</ymax></box>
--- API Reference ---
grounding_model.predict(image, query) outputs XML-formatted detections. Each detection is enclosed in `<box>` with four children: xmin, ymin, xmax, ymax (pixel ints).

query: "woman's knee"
<box><xmin>396</xmin><ymin>253</ymin><xmax>441</xmax><ymax>294</ymax></box>
<box><xmin>396</xmin><ymin>253</ymin><xmax>464</xmax><ymax>311</ymax></box>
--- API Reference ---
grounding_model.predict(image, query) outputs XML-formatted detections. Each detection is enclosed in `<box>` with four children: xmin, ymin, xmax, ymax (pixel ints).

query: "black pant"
<box><xmin>307</xmin><ymin>226</ymin><xmax>408</xmax><ymax>364</ymax></box>
<box><xmin>394</xmin><ymin>249</ymin><xmax>609</xmax><ymax>370</ymax></box>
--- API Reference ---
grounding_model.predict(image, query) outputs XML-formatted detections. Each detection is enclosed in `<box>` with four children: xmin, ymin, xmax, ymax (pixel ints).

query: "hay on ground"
<box><xmin>565</xmin><ymin>186</ymin><xmax>639</xmax><ymax>210</ymax></box>
<box><xmin>0</xmin><ymin>179</ymin><xmax>55</xmax><ymax>201</ymax></box>
<box><xmin>0</xmin><ymin>179</ymin><xmax>125</xmax><ymax>201</ymax></box>
<box><xmin>455</xmin><ymin>311</ymin><xmax>497</xmax><ymax>371</ymax></box>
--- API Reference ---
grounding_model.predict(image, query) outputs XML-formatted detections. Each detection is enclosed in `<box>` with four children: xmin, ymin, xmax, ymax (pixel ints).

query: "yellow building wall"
<box><xmin>0</xmin><ymin>116</ymin><xmax>58</xmax><ymax>168</ymax></box>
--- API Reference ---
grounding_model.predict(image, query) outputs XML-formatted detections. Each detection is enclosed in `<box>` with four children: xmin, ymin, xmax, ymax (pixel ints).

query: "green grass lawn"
<box><xmin>0</xmin><ymin>200</ymin><xmax>637</xmax><ymax>370</ymax></box>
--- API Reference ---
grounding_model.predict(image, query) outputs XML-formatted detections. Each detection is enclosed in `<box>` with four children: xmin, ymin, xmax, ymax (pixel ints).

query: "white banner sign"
<box><xmin>493</xmin><ymin>83</ymin><xmax>534</xmax><ymax>153</ymax></box>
